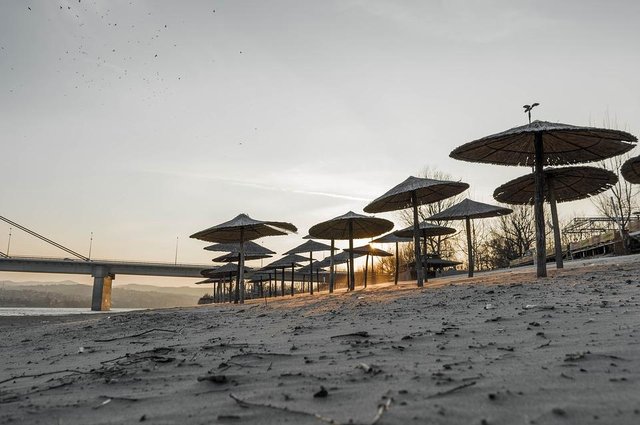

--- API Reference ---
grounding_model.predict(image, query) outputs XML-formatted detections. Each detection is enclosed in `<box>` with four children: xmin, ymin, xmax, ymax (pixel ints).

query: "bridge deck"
<box><xmin>0</xmin><ymin>256</ymin><xmax>209</xmax><ymax>278</ymax></box>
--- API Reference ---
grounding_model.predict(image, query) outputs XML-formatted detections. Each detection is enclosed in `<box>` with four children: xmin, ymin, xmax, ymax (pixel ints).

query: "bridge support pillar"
<box><xmin>91</xmin><ymin>266</ymin><xmax>114</xmax><ymax>311</ymax></box>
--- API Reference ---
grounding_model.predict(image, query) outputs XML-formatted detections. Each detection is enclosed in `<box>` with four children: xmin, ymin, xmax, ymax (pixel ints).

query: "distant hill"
<box><xmin>0</xmin><ymin>280</ymin><xmax>210</xmax><ymax>309</ymax></box>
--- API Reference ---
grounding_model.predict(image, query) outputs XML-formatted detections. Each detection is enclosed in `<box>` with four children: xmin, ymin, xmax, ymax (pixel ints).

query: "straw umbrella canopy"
<box><xmin>190</xmin><ymin>213</ymin><xmax>297</xmax><ymax>303</ymax></box>
<box><xmin>308</xmin><ymin>211</ymin><xmax>394</xmax><ymax>291</ymax></box>
<box><xmin>427</xmin><ymin>198</ymin><xmax>512</xmax><ymax>278</ymax></box>
<box><xmin>364</xmin><ymin>176</ymin><xmax>469</xmax><ymax>287</ymax></box>
<box><xmin>212</xmin><ymin>252</ymin><xmax>272</xmax><ymax>263</ymax></box>
<box><xmin>297</xmin><ymin>263</ymin><xmax>328</xmax><ymax>276</ymax></box>
<box><xmin>371</xmin><ymin>233</ymin><xmax>412</xmax><ymax>285</ymax></box>
<box><xmin>262</xmin><ymin>253</ymin><xmax>307</xmax><ymax>297</ymax></box>
<box><xmin>450</xmin><ymin>120</ymin><xmax>637</xmax><ymax>277</ymax></box>
<box><xmin>493</xmin><ymin>166</ymin><xmax>618</xmax><ymax>269</ymax></box>
<box><xmin>201</xmin><ymin>262</ymin><xmax>253</xmax><ymax>277</ymax></box>
<box><xmin>283</xmin><ymin>240</ymin><xmax>335</xmax><ymax>295</ymax></box>
<box><xmin>203</xmin><ymin>241</ymin><xmax>275</xmax><ymax>255</ymax></box>
<box><xmin>195</xmin><ymin>277</ymin><xmax>217</xmax><ymax>285</ymax></box>
<box><xmin>621</xmin><ymin>155</ymin><xmax>640</xmax><ymax>184</ymax></box>
<box><xmin>409</xmin><ymin>258</ymin><xmax>463</xmax><ymax>270</ymax></box>
<box><xmin>343</xmin><ymin>244</ymin><xmax>392</xmax><ymax>288</ymax></box>
<box><xmin>316</xmin><ymin>251</ymin><xmax>365</xmax><ymax>267</ymax></box>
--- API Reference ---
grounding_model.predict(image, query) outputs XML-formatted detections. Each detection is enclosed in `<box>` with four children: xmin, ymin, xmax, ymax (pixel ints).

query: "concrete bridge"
<box><xmin>0</xmin><ymin>256</ymin><xmax>209</xmax><ymax>311</ymax></box>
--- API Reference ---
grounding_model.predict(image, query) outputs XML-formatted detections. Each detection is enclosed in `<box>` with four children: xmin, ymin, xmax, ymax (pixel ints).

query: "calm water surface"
<box><xmin>0</xmin><ymin>307</ymin><xmax>140</xmax><ymax>316</ymax></box>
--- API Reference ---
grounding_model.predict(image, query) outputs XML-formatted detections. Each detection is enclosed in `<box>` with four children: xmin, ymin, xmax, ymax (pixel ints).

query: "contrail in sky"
<box><xmin>145</xmin><ymin>169</ymin><xmax>371</xmax><ymax>202</ymax></box>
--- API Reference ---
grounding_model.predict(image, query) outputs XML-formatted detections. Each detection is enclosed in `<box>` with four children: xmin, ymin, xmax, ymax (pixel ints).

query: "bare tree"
<box><xmin>485</xmin><ymin>204</ymin><xmax>536</xmax><ymax>268</ymax></box>
<box><xmin>452</xmin><ymin>218</ymin><xmax>495</xmax><ymax>271</ymax></box>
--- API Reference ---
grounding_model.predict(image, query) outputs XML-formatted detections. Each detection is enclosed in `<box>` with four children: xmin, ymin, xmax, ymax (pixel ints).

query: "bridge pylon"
<box><xmin>91</xmin><ymin>266</ymin><xmax>115</xmax><ymax>311</ymax></box>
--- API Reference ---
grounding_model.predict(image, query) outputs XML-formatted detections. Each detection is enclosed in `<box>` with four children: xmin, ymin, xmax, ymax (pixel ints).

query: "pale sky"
<box><xmin>1</xmin><ymin>0</ymin><xmax>639</xmax><ymax>286</ymax></box>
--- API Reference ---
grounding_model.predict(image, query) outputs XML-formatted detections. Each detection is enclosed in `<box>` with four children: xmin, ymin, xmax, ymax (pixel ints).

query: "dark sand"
<box><xmin>1</xmin><ymin>255</ymin><xmax>639</xmax><ymax>424</ymax></box>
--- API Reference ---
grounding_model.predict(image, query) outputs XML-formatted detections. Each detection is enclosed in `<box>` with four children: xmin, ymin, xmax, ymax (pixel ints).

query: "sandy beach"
<box><xmin>1</xmin><ymin>255</ymin><xmax>639</xmax><ymax>424</ymax></box>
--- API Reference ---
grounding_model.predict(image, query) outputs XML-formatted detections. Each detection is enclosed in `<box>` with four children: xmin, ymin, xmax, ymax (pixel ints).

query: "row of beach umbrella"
<box><xmin>189</xmin><ymin>117</ymin><xmax>639</xmax><ymax>302</ymax></box>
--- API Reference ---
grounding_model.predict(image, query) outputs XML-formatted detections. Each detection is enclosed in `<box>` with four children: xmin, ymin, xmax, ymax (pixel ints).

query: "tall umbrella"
<box><xmin>394</xmin><ymin>220</ymin><xmax>457</xmax><ymax>281</ymax></box>
<box><xmin>283</xmin><ymin>240</ymin><xmax>335</xmax><ymax>295</ymax></box>
<box><xmin>621</xmin><ymin>155</ymin><xmax>640</xmax><ymax>184</ymax></box>
<box><xmin>343</xmin><ymin>244</ymin><xmax>392</xmax><ymax>287</ymax></box>
<box><xmin>427</xmin><ymin>198</ymin><xmax>512</xmax><ymax>277</ymax></box>
<box><xmin>494</xmin><ymin>166</ymin><xmax>617</xmax><ymax>269</ymax></box>
<box><xmin>364</xmin><ymin>176</ymin><xmax>468</xmax><ymax>287</ymax></box>
<box><xmin>451</xmin><ymin>120</ymin><xmax>636</xmax><ymax>277</ymax></box>
<box><xmin>262</xmin><ymin>253</ymin><xmax>307</xmax><ymax>297</ymax></box>
<box><xmin>190</xmin><ymin>214</ymin><xmax>297</xmax><ymax>303</ymax></box>
<box><xmin>371</xmin><ymin>233</ymin><xmax>412</xmax><ymax>285</ymax></box>
<box><xmin>308</xmin><ymin>211</ymin><xmax>393</xmax><ymax>291</ymax></box>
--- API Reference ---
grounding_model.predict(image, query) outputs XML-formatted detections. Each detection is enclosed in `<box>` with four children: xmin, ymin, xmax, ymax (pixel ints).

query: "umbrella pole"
<box><xmin>412</xmin><ymin>193</ymin><xmax>424</xmax><ymax>287</ymax></box>
<box><xmin>394</xmin><ymin>242</ymin><xmax>399</xmax><ymax>285</ymax></box>
<box><xmin>466</xmin><ymin>216</ymin><xmax>474</xmax><ymax>278</ymax></box>
<box><xmin>259</xmin><ymin>277</ymin><xmax>263</xmax><ymax>298</ymax></box>
<box><xmin>534</xmin><ymin>132</ymin><xmax>547</xmax><ymax>278</ymax></box>
<box><xmin>329</xmin><ymin>239</ymin><xmax>335</xmax><ymax>293</ymax></box>
<box><xmin>364</xmin><ymin>253</ymin><xmax>369</xmax><ymax>288</ymax></box>
<box><xmin>229</xmin><ymin>272</ymin><xmax>234</xmax><ymax>304</ymax></box>
<box><xmin>349</xmin><ymin>222</ymin><xmax>355</xmax><ymax>291</ymax></box>
<box><xmin>347</xmin><ymin>260</ymin><xmax>351</xmax><ymax>290</ymax></box>
<box><xmin>309</xmin><ymin>252</ymin><xmax>314</xmax><ymax>295</ymax></box>
<box><xmin>291</xmin><ymin>264</ymin><xmax>295</xmax><ymax>296</ymax></box>
<box><xmin>281</xmin><ymin>267</ymin><xmax>285</xmax><ymax>296</ymax></box>
<box><xmin>547</xmin><ymin>177</ymin><xmax>564</xmax><ymax>269</ymax></box>
<box><xmin>234</xmin><ymin>256</ymin><xmax>240</xmax><ymax>304</ymax></box>
<box><xmin>239</xmin><ymin>228</ymin><xmax>246</xmax><ymax>303</ymax></box>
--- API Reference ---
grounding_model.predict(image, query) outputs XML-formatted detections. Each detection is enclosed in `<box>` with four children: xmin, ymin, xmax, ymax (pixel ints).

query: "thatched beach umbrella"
<box><xmin>195</xmin><ymin>275</ymin><xmax>234</xmax><ymax>303</ymax></box>
<box><xmin>621</xmin><ymin>155</ymin><xmax>640</xmax><ymax>184</ymax></box>
<box><xmin>364</xmin><ymin>176</ymin><xmax>468</xmax><ymax>287</ymax></box>
<box><xmin>343</xmin><ymin>244</ymin><xmax>392</xmax><ymax>287</ymax></box>
<box><xmin>297</xmin><ymin>263</ymin><xmax>329</xmax><ymax>286</ymax></box>
<box><xmin>371</xmin><ymin>233</ymin><xmax>412</xmax><ymax>285</ymax></box>
<box><xmin>394</xmin><ymin>221</ymin><xmax>456</xmax><ymax>281</ymax></box>
<box><xmin>190</xmin><ymin>214</ymin><xmax>297</xmax><ymax>303</ymax></box>
<box><xmin>308</xmin><ymin>211</ymin><xmax>393</xmax><ymax>291</ymax></box>
<box><xmin>204</xmin><ymin>241</ymin><xmax>276</xmax><ymax>255</ymax></box>
<box><xmin>428</xmin><ymin>198</ymin><xmax>512</xmax><ymax>277</ymax></box>
<box><xmin>212</xmin><ymin>252</ymin><xmax>272</xmax><ymax>263</ymax></box>
<box><xmin>410</xmin><ymin>257</ymin><xmax>463</xmax><ymax>272</ymax></box>
<box><xmin>201</xmin><ymin>262</ymin><xmax>253</xmax><ymax>278</ymax></box>
<box><xmin>283</xmin><ymin>240</ymin><xmax>335</xmax><ymax>295</ymax></box>
<box><xmin>201</xmin><ymin>262</ymin><xmax>254</xmax><ymax>303</ymax></box>
<box><xmin>451</xmin><ymin>120</ymin><xmax>636</xmax><ymax>277</ymax></box>
<box><xmin>494</xmin><ymin>166</ymin><xmax>617</xmax><ymax>269</ymax></box>
<box><xmin>262</xmin><ymin>253</ymin><xmax>307</xmax><ymax>297</ymax></box>
<box><xmin>317</xmin><ymin>251</ymin><xmax>365</xmax><ymax>290</ymax></box>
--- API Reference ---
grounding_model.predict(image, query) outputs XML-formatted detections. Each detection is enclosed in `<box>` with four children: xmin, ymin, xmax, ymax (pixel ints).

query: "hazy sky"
<box><xmin>1</xmin><ymin>0</ymin><xmax>639</xmax><ymax>285</ymax></box>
